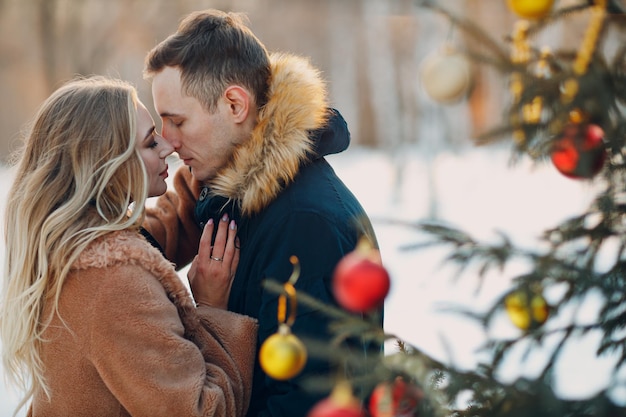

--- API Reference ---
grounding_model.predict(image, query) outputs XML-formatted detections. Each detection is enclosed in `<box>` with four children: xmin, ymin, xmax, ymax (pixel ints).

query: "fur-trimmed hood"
<box><xmin>209</xmin><ymin>52</ymin><xmax>330</xmax><ymax>215</ymax></box>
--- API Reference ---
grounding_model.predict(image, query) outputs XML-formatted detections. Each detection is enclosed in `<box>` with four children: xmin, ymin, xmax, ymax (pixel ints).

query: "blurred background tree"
<box><xmin>0</xmin><ymin>0</ymin><xmax>502</xmax><ymax>212</ymax></box>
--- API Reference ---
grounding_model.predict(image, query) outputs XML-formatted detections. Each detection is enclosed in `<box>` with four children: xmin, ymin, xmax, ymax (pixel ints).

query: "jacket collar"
<box><xmin>73</xmin><ymin>230</ymin><xmax>195</xmax><ymax>310</ymax></box>
<box><xmin>208</xmin><ymin>53</ymin><xmax>329</xmax><ymax>216</ymax></box>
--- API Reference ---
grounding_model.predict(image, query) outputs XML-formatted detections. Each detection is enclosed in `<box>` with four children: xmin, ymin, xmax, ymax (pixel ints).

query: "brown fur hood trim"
<box><xmin>72</xmin><ymin>230</ymin><xmax>195</xmax><ymax>310</ymax></box>
<box><xmin>210</xmin><ymin>52</ymin><xmax>330</xmax><ymax>215</ymax></box>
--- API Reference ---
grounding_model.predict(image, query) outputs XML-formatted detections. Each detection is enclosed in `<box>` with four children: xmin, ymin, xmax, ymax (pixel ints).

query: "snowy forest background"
<box><xmin>0</xmin><ymin>0</ymin><xmax>617</xmax><ymax>415</ymax></box>
<box><xmin>0</xmin><ymin>0</ymin><xmax>545</xmax><ymax>161</ymax></box>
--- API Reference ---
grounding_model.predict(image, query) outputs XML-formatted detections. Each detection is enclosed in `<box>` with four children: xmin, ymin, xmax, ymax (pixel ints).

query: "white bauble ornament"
<box><xmin>420</xmin><ymin>47</ymin><xmax>472</xmax><ymax>104</ymax></box>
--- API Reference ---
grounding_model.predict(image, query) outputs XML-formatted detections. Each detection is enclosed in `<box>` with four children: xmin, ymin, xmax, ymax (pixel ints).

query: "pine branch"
<box><xmin>262</xmin><ymin>279</ymin><xmax>389</xmax><ymax>345</ymax></box>
<box><xmin>414</xmin><ymin>0</ymin><xmax>510</xmax><ymax>65</ymax></box>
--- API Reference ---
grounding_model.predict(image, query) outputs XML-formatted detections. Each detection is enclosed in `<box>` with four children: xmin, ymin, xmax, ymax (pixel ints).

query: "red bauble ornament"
<box><xmin>550</xmin><ymin>123</ymin><xmax>606</xmax><ymax>179</ymax></box>
<box><xmin>369</xmin><ymin>378</ymin><xmax>422</xmax><ymax>417</ymax></box>
<box><xmin>308</xmin><ymin>382</ymin><xmax>366</xmax><ymax>417</ymax></box>
<box><xmin>307</xmin><ymin>398</ymin><xmax>365</xmax><ymax>417</ymax></box>
<box><xmin>332</xmin><ymin>239</ymin><xmax>390</xmax><ymax>313</ymax></box>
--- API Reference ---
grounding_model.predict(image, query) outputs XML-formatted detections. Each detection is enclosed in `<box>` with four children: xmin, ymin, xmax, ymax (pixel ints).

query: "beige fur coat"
<box><xmin>28</xmin><ymin>230</ymin><xmax>257</xmax><ymax>417</ymax></box>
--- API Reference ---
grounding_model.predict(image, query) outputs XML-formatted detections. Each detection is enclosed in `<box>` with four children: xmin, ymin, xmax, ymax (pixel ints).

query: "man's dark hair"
<box><xmin>144</xmin><ymin>9</ymin><xmax>271</xmax><ymax>111</ymax></box>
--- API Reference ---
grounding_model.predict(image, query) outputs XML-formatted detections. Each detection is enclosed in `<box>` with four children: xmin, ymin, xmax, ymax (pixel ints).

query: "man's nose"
<box><xmin>159</xmin><ymin>135</ymin><xmax>175</xmax><ymax>158</ymax></box>
<box><xmin>161</xmin><ymin>125</ymin><xmax>180</xmax><ymax>150</ymax></box>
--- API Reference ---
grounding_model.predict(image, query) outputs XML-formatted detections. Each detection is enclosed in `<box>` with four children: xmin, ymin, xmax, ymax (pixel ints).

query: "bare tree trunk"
<box><xmin>328</xmin><ymin>0</ymin><xmax>361</xmax><ymax>144</ymax></box>
<box><xmin>37</xmin><ymin>0</ymin><xmax>58</xmax><ymax>93</ymax></box>
<box><xmin>362</xmin><ymin>0</ymin><xmax>400</xmax><ymax>149</ymax></box>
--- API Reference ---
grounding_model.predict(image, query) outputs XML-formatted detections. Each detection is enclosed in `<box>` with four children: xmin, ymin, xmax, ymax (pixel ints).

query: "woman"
<box><xmin>0</xmin><ymin>76</ymin><xmax>257</xmax><ymax>417</ymax></box>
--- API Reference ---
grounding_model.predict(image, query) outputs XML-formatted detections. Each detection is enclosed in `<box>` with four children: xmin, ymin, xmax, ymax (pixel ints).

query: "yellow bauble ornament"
<box><xmin>505</xmin><ymin>289</ymin><xmax>549</xmax><ymax>330</ymax></box>
<box><xmin>504</xmin><ymin>290</ymin><xmax>550</xmax><ymax>330</ymax></box>
<box><xmin>507</xmin><ymin>0</ymin><xmax>555</xmax><ymax>19</ymax></box>
<box><xmin>259</xmin><ymin>324</ymin><xmax>307</xmax><ymax>380</ymax></box>
<box><xmin>420</xmin><ymin>46</ymin><xmax>472</xmax><ymax>104</ymax></box>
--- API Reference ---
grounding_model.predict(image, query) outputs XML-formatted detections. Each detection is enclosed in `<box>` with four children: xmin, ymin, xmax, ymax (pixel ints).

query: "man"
<box><xmin>142</xmin><ymin>9</ymin><xmax>380</xmax><ymax>417</ymax></box>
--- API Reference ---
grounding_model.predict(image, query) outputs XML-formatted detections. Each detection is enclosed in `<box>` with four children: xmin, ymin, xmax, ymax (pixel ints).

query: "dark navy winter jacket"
<box><xmin>194</xmin><ymin>110</ymin><xmax>380</xmax><ymax>417</ymax></box>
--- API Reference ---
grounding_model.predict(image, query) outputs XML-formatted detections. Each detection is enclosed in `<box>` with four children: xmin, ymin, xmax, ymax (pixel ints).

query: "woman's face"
<box><xmin>135</xmin><ymin>100</ymin><xmax>174</xmax><ymax>197</ymax></box>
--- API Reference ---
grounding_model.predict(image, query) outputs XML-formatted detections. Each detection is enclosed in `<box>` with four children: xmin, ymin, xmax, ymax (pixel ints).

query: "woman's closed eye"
<box><xmin>146</xmin><ymin>132</ymin><xmax>159</xmax><ymax>149</ymax></box>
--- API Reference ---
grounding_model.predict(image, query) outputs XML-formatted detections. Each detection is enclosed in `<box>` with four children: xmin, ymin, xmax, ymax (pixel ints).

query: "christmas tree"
<box><xmin>262</xmin><ymin>1</ymin><xmax>626</xmax><ymax>416</ymax></box>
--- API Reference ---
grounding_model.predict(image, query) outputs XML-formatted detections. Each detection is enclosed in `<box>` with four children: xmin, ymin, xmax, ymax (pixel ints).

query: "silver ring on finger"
<box><xmin>210</xmin><ymin>256</ymin><xmax>224</xmax><ymax>262</ymax></box>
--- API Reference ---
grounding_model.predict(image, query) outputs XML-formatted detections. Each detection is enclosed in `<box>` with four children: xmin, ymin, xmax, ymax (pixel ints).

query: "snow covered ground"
<box><xmin>0</xmin><ymin>145</ymin><xmax>619</xmax><ymax>416</ymax></box>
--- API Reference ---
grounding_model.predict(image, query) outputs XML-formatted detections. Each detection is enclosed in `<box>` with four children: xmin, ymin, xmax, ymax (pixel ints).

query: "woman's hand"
<box><xmin>188</xmin><ymin>214</ymin><xmax>239</xmax><ymax>309</ymax></box>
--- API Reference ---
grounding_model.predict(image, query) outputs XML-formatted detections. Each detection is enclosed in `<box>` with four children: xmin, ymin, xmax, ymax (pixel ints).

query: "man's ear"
<box><xmin>223</xmin><ymin>86</ymin><xmax>250</xmax><ymax>123</ymax></box>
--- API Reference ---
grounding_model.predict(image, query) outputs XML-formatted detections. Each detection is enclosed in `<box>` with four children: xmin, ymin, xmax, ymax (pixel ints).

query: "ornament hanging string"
<box><xmin>277</xmin><ymin>256</ymin><xmax>300</xmax><ymax>327</ymax></box>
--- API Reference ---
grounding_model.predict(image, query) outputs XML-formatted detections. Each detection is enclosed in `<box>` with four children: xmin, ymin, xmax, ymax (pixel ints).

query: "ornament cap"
<box><xmin>330</xmin><ymin>380</ymin><xmax>360</xmax><ymax>408</ymax></box>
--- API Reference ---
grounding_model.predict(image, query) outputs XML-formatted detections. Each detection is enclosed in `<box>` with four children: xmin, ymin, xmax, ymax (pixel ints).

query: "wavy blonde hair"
<box><xmin>0</xmin><ymin>76</ymin><xmax>149</xmax><ymax>413</ymax></box>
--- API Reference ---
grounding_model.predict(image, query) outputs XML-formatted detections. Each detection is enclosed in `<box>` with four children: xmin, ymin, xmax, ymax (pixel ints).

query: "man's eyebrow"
<box><xmin>159</xmin><ymin>111</ymin><xmax>182</xmax><ymax>119</ymax></box>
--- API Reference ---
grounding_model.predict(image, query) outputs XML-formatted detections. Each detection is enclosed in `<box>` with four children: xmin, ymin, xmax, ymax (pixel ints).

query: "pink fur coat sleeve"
<box><xmin>144</xmin><ymin>166</ymin><xmax>203</xmax><ymax>269</ymax></box>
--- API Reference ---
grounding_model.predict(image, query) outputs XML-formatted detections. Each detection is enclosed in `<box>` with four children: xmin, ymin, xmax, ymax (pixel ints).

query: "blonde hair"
<box><xmin>0</xmin><ymin>76</ymin><xmax>149</xmax><ymax>413</ymax></box>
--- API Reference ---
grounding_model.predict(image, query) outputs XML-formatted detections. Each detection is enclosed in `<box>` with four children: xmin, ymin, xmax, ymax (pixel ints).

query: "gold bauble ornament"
<box><xmin>505</xmin><ymin>289</ymin><xmax>549</xmax><ymax>330</ymax></box>
<box><xmin>507</xmin><ymin>0</ymin><xmax>555</xmax><ymax>19</ymax></box>
<box><xmin>259</xmin><ymin>324</ymin><xmax>307</xmax><ymax>380</ymax></box>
